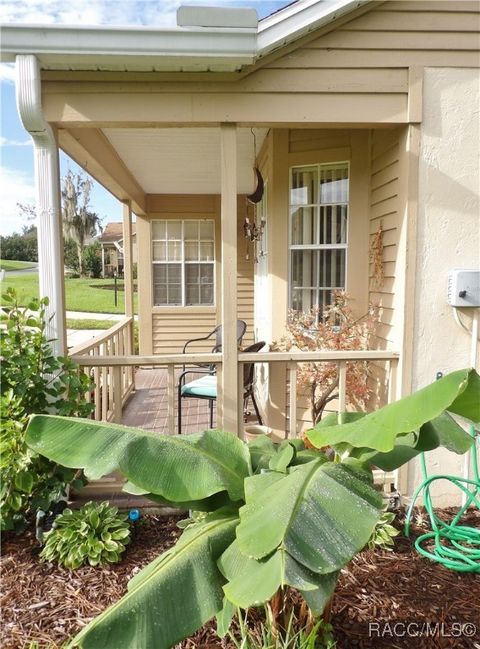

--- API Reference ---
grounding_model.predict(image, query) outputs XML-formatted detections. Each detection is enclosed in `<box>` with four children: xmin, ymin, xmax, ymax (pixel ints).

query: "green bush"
<box><xmin>366</xmin><ymin>511</ymin><xmax>400</xmax><ymax>551</ymax></box>
<box><xmin>40</xmin><ymin>501</ymin><xmax>131</xmax><ymax>569</ymax></box>
<box><xmin>0</xmin><ymin>288</ymin><xmax>94</xmax><ymax>532</ymax></box>
<box><xmin>83</xmin><ymin>242</ymin><xmax>103</xmax><ymax>279</ymax></box>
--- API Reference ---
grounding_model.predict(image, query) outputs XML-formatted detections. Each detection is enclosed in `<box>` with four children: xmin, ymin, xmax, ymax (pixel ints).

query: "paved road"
<box><xmin>2</xmin><ymin>263</ymin><xmax>39</xmax><ymax>276</ymax></box>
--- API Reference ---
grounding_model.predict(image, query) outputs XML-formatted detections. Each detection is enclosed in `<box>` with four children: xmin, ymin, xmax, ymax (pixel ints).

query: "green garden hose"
<box><xmin>404</xmin><ymin>425</ymin><xmax>480</xmax><ymax>573</ymax></box>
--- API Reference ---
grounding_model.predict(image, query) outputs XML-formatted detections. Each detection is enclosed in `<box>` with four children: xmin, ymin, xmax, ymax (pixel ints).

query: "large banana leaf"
<box><xmin>70</xmin><ymin>511</ymin><xmax>238</xmax><ymax>649</ymax></box>
<box><xmin>307</xmin><ymin>368</ymin><xmax>480</xmax><ymax>452</ymax></box>
<box><xmin>123</xmin><ymin>480</ymin><xmax>237</xmax><ymax>512</ymax></box>
<box><xmin>26</xmin><ymin>416</ymin><xmax>250</xmax><ymax>502</ymax></box>
<box><xmin>236</xmin><ymin>460</ymin><xmax>383</xmax><ymax>573</ymax></box>
<box><xmin>218</xmin><ymin>540</ymin><xmax>339</xmax><ymax>615</ymax></box>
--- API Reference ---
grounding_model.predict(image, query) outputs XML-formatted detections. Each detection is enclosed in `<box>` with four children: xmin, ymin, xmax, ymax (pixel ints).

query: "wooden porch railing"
<box><xmin>69</xmin><ymin>345</ymin><xmax>399</xmax><ymax>437</ymax></box>
<box><xmin>69</xmin><ymin>317</ymin><xmax>135</xmax><ymax>423</ymax></box>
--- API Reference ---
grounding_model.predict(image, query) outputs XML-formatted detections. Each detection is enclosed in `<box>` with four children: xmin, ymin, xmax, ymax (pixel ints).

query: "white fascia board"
<box><xmin>257</xmin><ymin>0</ymin><xmax>371</xmax><ymax>58</ymax></box>
<box><xmin>0</xmin><ymin>23</ymin><xmax>256</xmax><ymax>66</ymax></box>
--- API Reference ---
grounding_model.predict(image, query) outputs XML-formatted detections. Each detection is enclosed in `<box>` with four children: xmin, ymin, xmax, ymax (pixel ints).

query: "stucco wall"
<box><xmin>407</xmin><ymin>67</ymin><xmax>480</xmax><ymax>505</ymax></box>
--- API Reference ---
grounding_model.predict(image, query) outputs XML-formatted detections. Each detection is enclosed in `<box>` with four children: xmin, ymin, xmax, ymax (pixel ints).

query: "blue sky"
<box><xmin>0</xmin><ymin>0</ymin><xmax>290</xmax><ymax>235</ymax></box>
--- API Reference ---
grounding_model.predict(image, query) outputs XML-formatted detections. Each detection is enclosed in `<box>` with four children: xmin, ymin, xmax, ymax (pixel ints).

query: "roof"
<box><xmin>99</xmin><ymin>222</ymin><xmax>136</xmax><ymax>244</ymax></box>
<box><xmin>0</xmin><ymin>1</ymin><xmax>370</xmax><ymax>73</ymax></box>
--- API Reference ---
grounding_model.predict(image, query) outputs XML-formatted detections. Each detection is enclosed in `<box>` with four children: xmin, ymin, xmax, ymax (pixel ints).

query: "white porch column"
<box><xmin>16</xmin><ymin>55</ymin><xmax>66</xmax><ymax>355</ymax></box>
<box><xmin>220</xmin><ymin>124</ymin><xmax>239</xmax><ymax>434</ymax></box>
<box><xmin>122</xmin><ymin>200</ymin><xmax>134</xmax><ymax>318</ymax></box>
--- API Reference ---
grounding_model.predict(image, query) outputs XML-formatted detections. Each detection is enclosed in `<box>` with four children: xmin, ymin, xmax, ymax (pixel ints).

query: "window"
<box><xmin>289</xmin><ymin>162</ymin><xmax>348</xmax><ymax>312</ymax></box>
<box><xmin>152</xmin><ymin>220</ymin><xmax>215</xmax><ymax>306</ymax></box>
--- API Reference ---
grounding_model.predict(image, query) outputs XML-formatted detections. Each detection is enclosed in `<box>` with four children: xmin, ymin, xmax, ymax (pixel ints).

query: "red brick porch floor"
<box><xmin>121</xmin><ymin>367</ymin><xmax>213</xmax><ymax>435</ymax></box>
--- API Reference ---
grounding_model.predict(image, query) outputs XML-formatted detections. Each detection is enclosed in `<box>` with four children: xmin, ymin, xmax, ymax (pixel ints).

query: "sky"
<box><xmin>0</xmin><ymin>0</ymin><xmax>290</xmax><ymax>235</ymax></box>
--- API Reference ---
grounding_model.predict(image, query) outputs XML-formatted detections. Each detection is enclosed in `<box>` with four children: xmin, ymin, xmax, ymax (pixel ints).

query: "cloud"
<box><xmin>0</xmin><ymin>166</ymin><xmax>36</xmax><ymax>235</ymax></box>
<box><xmin>0</xmin><ymin>63</ymin><xmax>15</xmax><ymax>83</ymax></box>
<box><xmin>0</xmin><ymin>135</ymin><xmax>32</xmax><ymax>147</ymax></box>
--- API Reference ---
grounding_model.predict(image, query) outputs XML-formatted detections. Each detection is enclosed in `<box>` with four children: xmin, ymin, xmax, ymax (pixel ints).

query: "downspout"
<box><xmin>15</xmin><ymin>55</ymin><xmax>66</xmax><ymax>355</ymax></box>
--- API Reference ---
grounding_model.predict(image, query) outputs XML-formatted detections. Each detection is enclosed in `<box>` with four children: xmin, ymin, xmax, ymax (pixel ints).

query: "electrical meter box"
<box><xmin>447</xmin><ymin>269</ymin><xmax>480</xmax><ymax>307</ymax></box>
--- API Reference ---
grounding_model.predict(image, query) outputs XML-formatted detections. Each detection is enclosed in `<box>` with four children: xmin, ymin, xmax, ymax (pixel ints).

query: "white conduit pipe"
<box><xmin>15</xmin><ymin>55</ymin><xmax>66</xmax><ymax>355</ymax></box>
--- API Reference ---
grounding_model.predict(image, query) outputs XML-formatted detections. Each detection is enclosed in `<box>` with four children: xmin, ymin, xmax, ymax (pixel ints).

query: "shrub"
<box><xmin>40</xmin><ymin>501</ymin><xmax>131</xmax><ymax>568</ymax></box>
<box><xmin>272</xmin><ymin>292</ymin><xmax>378</xmax><ymax>424</ymax></box>
<box><xmin>0</xmin><ymin>288</ymin><xmax>94</xmax><ymax>532</ymax></box>
<box><xmin>83</xmin><ymin>242</ymin><xmax>103</xmax><ymax>278</ymax></box>
<box><xmin>367</xmin><ymin>511</ymin><xmax>400</xmax><ymax>551</ymax></box>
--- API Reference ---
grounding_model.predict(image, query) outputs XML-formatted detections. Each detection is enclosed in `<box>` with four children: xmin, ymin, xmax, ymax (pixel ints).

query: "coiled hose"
<box><xmin>404</xmin><ymin>425</ymin><xmax>480</xmax><ymax>573</ymax></box>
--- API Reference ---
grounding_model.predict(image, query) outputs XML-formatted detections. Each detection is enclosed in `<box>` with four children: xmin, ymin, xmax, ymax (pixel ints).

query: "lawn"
<box><xmin>1</xmin><ymin>273</ymin><xmax>138</xmax><ymax>314</ymax></box>
<box><xmin>66</xmin><ymin>318</ymin><xmax>117</xmax><ymax>330</ymax></box>
<box><xmin>0</xmin><ymin>259</ymin><xmax>36</xmax><ymax>271</ymax></box>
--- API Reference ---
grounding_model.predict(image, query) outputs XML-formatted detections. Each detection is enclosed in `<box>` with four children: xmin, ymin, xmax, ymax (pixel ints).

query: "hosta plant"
<box><xmin>366</xmin><ymin>511</ymin><xmax>399</xmax><ymax>551</ymax></box>
<box><xmin>40</xmin><ymin>501</ymin><xmax>131</xmax><ymax>569</ymax></box>
<box><xmin>25</xmin><ymin>368</ymin><xmax>479</xmax><ymax>649</ymax></box>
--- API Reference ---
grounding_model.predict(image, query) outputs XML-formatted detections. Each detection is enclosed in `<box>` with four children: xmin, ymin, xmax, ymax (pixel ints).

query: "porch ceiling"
<box><xmin>102</xmin><ymin>126</ymin><xmax>268</xmax><ymax>195</ymax></box>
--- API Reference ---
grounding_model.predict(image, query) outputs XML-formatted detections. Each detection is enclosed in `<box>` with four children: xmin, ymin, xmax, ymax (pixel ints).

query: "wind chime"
<box><xmin>244</xmin><ymin>129</ymin><xmax>265</xmax><ymax>261</ymax></box>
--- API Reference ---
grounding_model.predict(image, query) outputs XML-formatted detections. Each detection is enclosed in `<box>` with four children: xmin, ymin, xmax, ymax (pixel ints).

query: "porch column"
<box><xmin>16</xmin><ymin>55</ymin><xmax>66</xmax><ymax>355</ymax></box>
<box><xmin>122</xmin><ymin>200</ymin><xmax>134</xmax><ymax>318</ymax></box>
<box><xmin>220</xmin><ymin>123</ymin><xmax>239</xmax><ymax>435</ymax></box>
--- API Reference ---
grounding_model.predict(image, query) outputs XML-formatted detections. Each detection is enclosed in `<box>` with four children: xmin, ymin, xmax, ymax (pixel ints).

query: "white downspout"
<box><xmin>15</xmin><ymin>55</ymin><xmax>66</xmax><ymax>355</ymax></box>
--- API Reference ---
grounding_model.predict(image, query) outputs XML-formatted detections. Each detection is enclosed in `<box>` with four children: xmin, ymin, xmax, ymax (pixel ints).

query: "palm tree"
<box><xmin>61</xmin><ymin>170</ymin><xmax>102</xmax><ymax>276</ymax></box>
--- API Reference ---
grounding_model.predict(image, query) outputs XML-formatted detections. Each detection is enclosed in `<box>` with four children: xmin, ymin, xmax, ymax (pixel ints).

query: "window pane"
<box><xmin>291</xmin><ymin>167</ymin><xmax>316</xmax><ymax>205</ymax></box>
<box><xmin>168</xmin><ymin>285</ymin><xmax>181</xmax><ymax>305</ymax></box>
<box><xmin>152</xmin><ymin>221</ymin><xmax>166</xmax><ymax>240</ymax></box>
<box><xmin>200</xmin><ymin>221</ymin><xmax>214</xmax><ymax>240</ymax></box>
<box><xmin>186</xmin><ymin>284</ymin><xmax>199</xmax><ymax>305</ymax></box>
<box><xmin>167</xmin><ymin>241</ymin><xmax>182</xmax><ymax>261</ymax></box>
<box><xmin>291</xmin><ymin>250</ymin><xmax>318</xmax><ymax>289</ymax></box>
<box><xmin>153</xmin><ymin>284</ymin><xmax>167</xmax><ymax>305</ymax></box>
<box><xmin>167</xmin><ymin>221</ymin><xmax>181</xmax><ymax>240</ymax></box>
<box><xmin>200</xmin><ymin>265</ymin><xmax>214</xmax><ymax>284</ymax></box>
<box><xmin>199</xmin><ymin>242</ymin><xmax>214</xmax><ymax>261</ymax></box>
<box><xmin>185</xmin><ymin>241</ymin><xmax>199</xmax><ymax>261</ymax></box>
<box><xmin>184</xmin><ymin>221</ymin><xmax>198</xmax><ymax>239</ymax></box>
<box><xmin>319</xmin><ymin>164</ymin><xmax>348</xmax><ymax>204</ymax></box>
<box><xmin>200</xmin><ymin>284</ymin><xmax>214</xmax><ymax>305</ymax></box>
<box><xmin>185</xmin><ymin>264</ymin><xmax>199</xmax><ymax>284</ymax></box>
<box><xmin>167</xmin><ymin>264</ymin><xmax>181</xmax><ymax>283</ymax></box>
<box><xmin>291</xmin><ymin>206</ymin><xmax>316</xmax><ymax>245</ymax></box>
<box><xmin>153</xmin><ymin>265</ymin><xmax>167</xmax><ymax>283</ymax></box>
<box><xmin>319</xmin><ymin>249</ymin><xmax>346</xmax><ymax>288</ymax></box>
<box><xmin>152</xmin><ymin>241</ymin><xmax>167</xmax><ymax>261</ymax></box>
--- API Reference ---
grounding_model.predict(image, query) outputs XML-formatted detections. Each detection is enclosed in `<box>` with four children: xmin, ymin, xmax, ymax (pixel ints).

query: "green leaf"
<box><xmin>14</xmin><ymin>471</ymin><xmax>34</xmax><ymax>494</ymax></box>
<box><xmin>123</xmin><ymin>481</ymin><xmax>236</xmax><ymax>513</ymax></box>
<box><xmin>247</xmin><ymin>435</ymin><xmax>278</xmax><ymax>472</ymax></box>
<box><xmin>236</xmin><ymin>460</ymin><xmax>383</xmax><ymax>574</ymax></box>
<box><xmin>268</xmin><ymin>443</ymin><xmax>295</xmax><ymax>473</ymax></box>
<box><xmin>26</xmin><ymin>416</ymin><xmax>251</xmax><ymax>502</ymax></box>
<box><xmin>71</xmin><ymin>511</ymin><xmax>238</xmax><ymax>649</ymax></box>
<box><xmin>307</xmin><ymin>369</ymin><xmax>480</xmax><ymax>452</ymax></box>
<box><xmin>216</xmin><ymin>597</ymin><xmax>236</xmax><ymax>638</ymax></box>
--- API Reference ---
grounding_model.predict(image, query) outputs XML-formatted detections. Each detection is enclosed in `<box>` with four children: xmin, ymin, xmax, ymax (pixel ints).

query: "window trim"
<box><xmin>151</xmin><ymin>218</ymin><xmax>216</xmax><ymax>307</ymax></box>
<box><xmin>288</xmin><ymin>161</ymin><xmax>350</xmax><ymax>312</ymax></box>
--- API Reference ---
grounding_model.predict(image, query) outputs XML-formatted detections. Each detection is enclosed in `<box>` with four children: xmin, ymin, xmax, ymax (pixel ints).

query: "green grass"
<box><xmin>66</xmin><ymin>318</ymin><xmax>117</xmax><ymax>330</ymax></box>
<box><xmin>0</xmin><ymin>259</ymin><xmax>36</xmax><ymax>271</ymax></box>
<box><xmin>0</xmin><ymin>273</ymin><xmax>138</xmax><ymax>314</ymax></box>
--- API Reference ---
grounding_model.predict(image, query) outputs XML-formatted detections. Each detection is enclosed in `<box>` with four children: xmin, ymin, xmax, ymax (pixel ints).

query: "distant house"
<box><xmin>99</xmin><ymin>222</ymin><xmax>137</xmax><ymax>277</ymax></box>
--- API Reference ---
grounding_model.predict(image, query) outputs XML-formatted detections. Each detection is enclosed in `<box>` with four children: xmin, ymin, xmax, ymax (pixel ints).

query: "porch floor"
<box><xmin>121</xmin><ymin>367</ymin><xmax>214</xmax><ymax>435</ymax></box>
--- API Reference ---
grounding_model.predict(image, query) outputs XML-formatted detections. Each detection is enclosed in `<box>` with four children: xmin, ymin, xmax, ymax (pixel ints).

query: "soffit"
<box><xmin>102</xmin><ymin>127</ymin><xmax>268</xmax><ymax>195</ymax></box>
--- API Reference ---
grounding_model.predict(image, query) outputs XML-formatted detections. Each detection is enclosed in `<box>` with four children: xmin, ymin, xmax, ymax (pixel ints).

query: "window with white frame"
<box><xmin>289</xmin><ymin>162</ymin><xmax>349</xmax><ymax>312</ymax></box>
<box><xmin>152</xmin><ymin>220</ymin><xmax>215</xmax><ymax>306</ymax></box>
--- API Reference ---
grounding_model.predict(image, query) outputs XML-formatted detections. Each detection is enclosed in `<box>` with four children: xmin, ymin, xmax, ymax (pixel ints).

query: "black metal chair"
<box><xmin>177</xmin><ymin>340</ymin><xmax>266</xmax><ymax>434</ymax></box>
<box><xmin>182</xmin><ymin>320</ymin><xmax>247</xmax><ymax>357</ymax></box>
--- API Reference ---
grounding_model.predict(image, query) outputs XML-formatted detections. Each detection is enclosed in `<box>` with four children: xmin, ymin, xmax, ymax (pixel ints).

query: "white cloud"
<box><xmin>0</xmin><ymin>135</ymin><xmax>32</xmax><ymax>147</ymax></box>
<box><xmin>0</xmin><ymin>63</ymin><xmax>15</xmax><ymax>84</ymax></box>
<box><xmin>0</xmin><ymin>166</ymin><xmax>36</xmax><ymax>235</ymax></box>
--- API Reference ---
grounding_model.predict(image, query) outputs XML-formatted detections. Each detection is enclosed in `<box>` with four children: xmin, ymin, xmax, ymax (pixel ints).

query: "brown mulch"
<box><xmin>1</xmin><ymin>509</ymin><xmax>479</xmax><ymax>649</ymax></box>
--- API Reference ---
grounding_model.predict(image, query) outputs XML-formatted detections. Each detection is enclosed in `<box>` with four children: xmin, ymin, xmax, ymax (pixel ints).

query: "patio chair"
<box><xmin>182</xmin><ymin>319</ymin><xmax>247</xmax><ymax>357</ymax></box>
<box><xmin>177</xmin><ymin>340</ymin><xmax>266</xmax><ymax>434</ymax></box>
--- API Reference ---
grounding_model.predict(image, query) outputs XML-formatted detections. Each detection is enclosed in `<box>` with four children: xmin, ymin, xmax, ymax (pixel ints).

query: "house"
<box><xmin>99</xmin><ymin>222</ymin><xmax>137</xmax><ymax>277</ymax></box>
<box><xmin>1</xmin><ymin>0</ymin><xmax>479</xmax><ymax>505</ymax></box>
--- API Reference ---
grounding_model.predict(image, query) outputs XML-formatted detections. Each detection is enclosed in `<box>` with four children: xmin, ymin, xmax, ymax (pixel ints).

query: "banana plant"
<box><xmin>25</xmin><ymin>368</ymin><xmax>479</xmax><ymax>649</ymax></box>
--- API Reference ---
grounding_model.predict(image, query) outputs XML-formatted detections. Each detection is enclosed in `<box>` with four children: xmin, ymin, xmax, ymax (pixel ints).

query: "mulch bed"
<box><xmin>1</xmin><ymin>509</ymin><xmax>479</xmax><ymax>649</ymax></box>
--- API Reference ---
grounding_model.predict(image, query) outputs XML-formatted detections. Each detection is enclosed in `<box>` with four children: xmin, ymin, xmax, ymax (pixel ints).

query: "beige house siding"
<box><xmin>137</xmin><ymin>194</ymin><xmax>254</xmax><ymax>355</ymax></box>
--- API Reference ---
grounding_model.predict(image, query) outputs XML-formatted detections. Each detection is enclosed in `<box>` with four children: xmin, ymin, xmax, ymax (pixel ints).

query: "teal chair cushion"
<box><xmin>181</xmin><ymin>374</ymin><xmax>217</xmax><ymax>399</ymax></box>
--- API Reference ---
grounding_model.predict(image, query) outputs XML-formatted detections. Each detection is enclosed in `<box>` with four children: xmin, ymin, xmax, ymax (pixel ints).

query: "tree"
<box><xmin>61</xmin><ymin>170</ymin><xmax>102</xmax><ymax>276</ymax></box>
<box><xmin>272</xmin><ymin>292</ymin><xmax>378</xmax><ymax>424</ymax></box>
<box><xmin>83</xmin><ymin>242</ymin><xmax>103</xmax><ymax>278</ymax></box>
